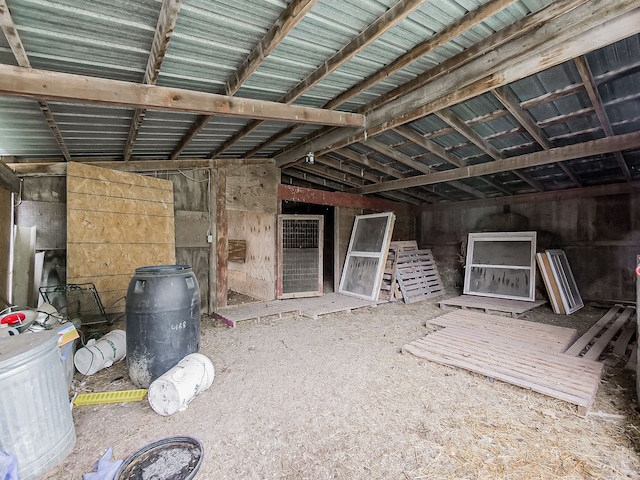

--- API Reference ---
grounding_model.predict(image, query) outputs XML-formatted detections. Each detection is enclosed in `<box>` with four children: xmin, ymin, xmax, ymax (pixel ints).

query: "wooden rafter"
<box><xmin>247</xmin><ymin>0</ymin><xmax>518</xmax><ymax>158</ymax></box>
<box><xmin>393</xmin><ymin>125</ymin><xmax>512</xmax><ymax>195</ymax></box>
<box><xmin>210</xmin><ymin>0</ymin><xmax>430</xmax><ymax>159</ymax></box>
<box><xmin>302</xmin><ymin>148</ymin><xmax>449</xmax><ymax>203</ymax></box>
<box><xmin>493</xmin><ymin>86</ymin><xmax>582</xmax><ymax>187</ymax></box>
<box><xmin>277</xmin><ymin>0</ymin><xmax>640</xmax><ymax>166</ymax></box>
<box><xmin>574</xmin><ymin>55</ymin><xmax>632</xmax><ymax>180</ymax></box>
<box><xmin>363</xmin><ymin>0</ymin><xmax>590</xmax><ymax>114</ymax></box>
<box><xmin>317</xmin><ymin>155</ymin><xmax>383</xmax><ymax>184</ymax></box>
<box><xmin>170</xmin><ymin>0</ymin><xmax>318</xmax><ymax>159</ymax></box>
<box><xmin>0</xmin><ymin>0</ymin><xmax>71</xmax><ymax>161</ymax></box>
<box><xmin>123</xmin><ymin>0</ymin><xmax>183</xmax><ymax>161</ymax></box>
<box><xmin>435</xmin><ymin>109</ymin><xmax>545</xmax><ymax>192</ymax></box>
<box><xmin>335</xmin><ymin>147</ymin><xmax>408</xmax><ymax>179</ymax></box>
<box><xmin>0</xmin><ymin>64</ymin><xmax>364</xmax><ymax>127</ymax></box>
<box><xmin>363</xmin><ymin>137</ymin><xmax>485</xmax><ymax>199</ymax></box>
<box><xmin>349</xmin><ymin>131</ymin><xmax>640</xmax><ymax>195</ymax></box>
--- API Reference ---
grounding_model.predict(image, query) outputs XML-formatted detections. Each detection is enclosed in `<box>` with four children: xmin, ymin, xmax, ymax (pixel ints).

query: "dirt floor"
<box><xmin>42</xmin><ymin>296</ymin><xmax>640</xmax><ymax>480</ymax></box>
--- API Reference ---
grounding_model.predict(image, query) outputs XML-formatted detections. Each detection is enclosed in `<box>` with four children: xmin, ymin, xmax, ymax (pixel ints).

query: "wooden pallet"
<box><xmin>438</xmin><ymin>294</ymin><xmax>546</xmax><ymax>318</ymax></box>
<box><xmin>403</xmin><ymin>324</ymin><xmax>604</xmax><ymax>416</ymax></box>
<box><xmin>215</xmin><ymin>293</ymin><xmax>383</xmax><ymax>327</ymax></box>
<box><xmin>396</xmin><ymin>249</ymin><xmax>445</xmax><ymax>304</ymax></box>
<box><xmin>379</xmin><ymin>241</ymin><xmax>418</xmax><ymax>301</ymax></box>
<box><xmin>565</xmin><ymin>304</ymin><xmax>637</xmax><ymax>362</ymax></box>
<box><xmin>429</xmin><ymin>310</ymin><xmax>578</xmax><ymax>353</ymax></box>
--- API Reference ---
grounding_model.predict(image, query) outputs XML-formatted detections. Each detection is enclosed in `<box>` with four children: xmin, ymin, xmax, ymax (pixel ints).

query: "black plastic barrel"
<box><xmin>125</xmin><ymin>265</ymin><xmax>201</xmax><ymax>388</ymax></box>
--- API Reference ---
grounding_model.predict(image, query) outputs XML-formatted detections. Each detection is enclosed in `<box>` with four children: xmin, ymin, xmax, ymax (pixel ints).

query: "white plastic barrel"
<box><xmin>74</xmin><ymin>329</ymin><xmax>126</xmax><ymax>375</ymax></box>
<box><xmin>148</xmin><ymin>353</ymin><xmax>214</xmax><ymax>416</ymax></box>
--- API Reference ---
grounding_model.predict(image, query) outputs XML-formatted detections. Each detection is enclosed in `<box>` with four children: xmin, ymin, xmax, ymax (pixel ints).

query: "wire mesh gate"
<box><xmin>277</xmin><ymin>215</ymin><xmax>324</xmax><ymax>299</ymax></box>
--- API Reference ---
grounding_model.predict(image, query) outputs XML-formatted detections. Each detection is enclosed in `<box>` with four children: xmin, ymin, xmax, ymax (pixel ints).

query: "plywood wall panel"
<box><xmin>67</xmin><ymin>162</ymin><xmax>175</xmax><ymax>314</ymax></box>
<box><xmin>67</xmin><ymin>210</ymin><xmax>174</xmax><ymax>244</ymax></box>
<box><xmin>67</xmin><ymin>243</ymin><xmax>175</xmax><ymax>278</ymax></box>
<box><xmin>67</xmin><ymin>192</ymin><xmax>172</xmax><ymax>217</ymax></box>
<box><xmin>227</xmin><ymin>210</ymin><xmax>275</xmax><ymax>300</ymax></box>
<box><xmin>226</xmin><ymin>164</ymin><xmax>278</xmax><ymax>214</ymax></box>
<box><xmin>68</xmin><ymin>177</ymin><xmax>172</xmax><ymax>203</ymax></box>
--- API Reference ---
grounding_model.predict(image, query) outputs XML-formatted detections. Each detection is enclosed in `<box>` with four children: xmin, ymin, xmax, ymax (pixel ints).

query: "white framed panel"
<box><xmin>339</xmin><ymin>212</ymin><xmax>395</xmax><ymax>301</ymax></box>
<box><xmin>546</xmin><ymin>249</ymin><xmax>583</xmax><ymax>314</ymax></box>
<box><xmin>464</xmin><ymin>231</ymin><xmax>537</xmax><ymax>302</ymax></box>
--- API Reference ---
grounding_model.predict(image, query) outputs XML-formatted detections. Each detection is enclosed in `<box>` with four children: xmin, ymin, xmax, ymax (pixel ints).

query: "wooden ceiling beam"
<box><xmin>295</xmin><ymin>163</ymin><xmax>368</xmax><ymax>187</ymax></box>
<box><xmin>349</xmin><ymin>130</ymin><xmax>640</xmax><ymax>195</ymax></box>
<box><xmin>394</xmin><ymin>125</ymin><xmax>512</xmax><ymax>195</ymax></box>
<box><xmin>250</xmin><ymin>0</ymin><xmax>518</xmax><ymax>157</ymax></box>
<box><xmin>123</xmin><ymin>0</ymin><xmax>183</xmax><ymax>161</ymax></box>
<box><xmin>364</xmin><ymin>136</ymin><xmax>485</xmax><ymax>199</ymax></box>
<box><xmin>171</xmin><ymin>0</ymin><xmax>317</xmax><ymax>158</ymax></box>
<box><xmin>278</xmin><ymin>184</ymin><xmax>415</xmax><ymax>210</ymax></box>
<box><xmin>0</xmin><ymin>160</ymin><xmax>20</xmax><ymax>192</ymax></box>
<box><xmin>277</xmin><ymin>0</ymin><xmax>640</xmax><ymax>166</ymax></box>
<box><xmin>363</xmin><ymin>138</ymin><xmax>432</xmax><ymax>174</ymax></box>
<box><xmin>317</xmin><ymin>155</ymin><xmax>383</xmax><ymax>184</ymax></box>
<box><xmin>0</xmin><ymin>64</ymin><xmax>365</xmax><ymax>127</ymax></box>
<box><xmin>362</xmin><ymin>0</ymin><xmax>589</xmax><ymax>114</ymax></box>
<box><xmin>8</xmin><ymin>158</ymin><xmax>273</xmax><ymax>176</ymax></box>
<box><xmin>0</xmin><ymin>0</ymin><xmax>71</xmax><ymax>162</ymax></box>
<box><xmin>226</xmin><ymin>0</ymin><xmax>318</xmax><ymax>97</ymax></box>
<box><xmin>327</xmin><ymin>0</ymin><xmax>520</xmax><ymax>110</ymax></box>
<box><xmin>574</xmin><ymin>55</ymin><xmax>632</xmax><ymax>180</ymax></box>
<box><xmin>435</xmin><ymin>109</ymin><xmax>545</xmax><ymax>192</ymax></box>
<box><xmin>422</xmin><ymin>180</ymin><xmax>640</xmax><ymax>211</ymax></box>
<box><xmin>331</xmin><ymin>147</ymin><xmax>455</xmax><ymax>202</ymax></box>
<box><xmin>213</xmin><ymin>0</ymin><xmax>430</xmax><ymax>158</ymax></box>
<box><xmin>334</xmin><ymin>147</ymin><xmax>407</xmax><ymax>179</ymax></box>
<box><xmin>493</xmin><ymin>85</ymin><xmax>583</xmax><ymax>187</ymax></box>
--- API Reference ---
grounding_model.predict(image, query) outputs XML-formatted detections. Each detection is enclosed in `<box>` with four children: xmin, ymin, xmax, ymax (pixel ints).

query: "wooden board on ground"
<box><xmin>396</xmin><ymin>249</ymin><xmax>445</xmax><ymax>303</ymax></box>
<box><xmin>429</xmin><ymin>310</ymin><xmax>578</xmax><ymax>353</ymax></box>
<box><xmin>438</xmin><ymin>294</ymin><xmax>546</xmax><ymax>318</ymax></box>
<box><xmin>565</xmin><ymin>305</ymin><xmax>636</xmax><ymax>362</ymax></box>
<box><xmin>215</xmin><ymin>293</ymin><xmax>383</xmax><ymax>327</ymax></box>
<box><xmin>403</xmin><ymin>325</ymin><xmax>604</xmax><ymax>416</ymax></box>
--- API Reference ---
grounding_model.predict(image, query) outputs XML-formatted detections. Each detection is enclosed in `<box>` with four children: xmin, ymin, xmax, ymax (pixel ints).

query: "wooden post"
<box><xmin>636</xmin><ymin>254</ymin><xmax>640</xmax><ymax>406</ymax></box>
<box><xmin>216</xmin><ymin>167</ymin><xmax>228</xmax><ymax>308</ymax></box>
<box><xmin>208</xmin><ymin>168</ymin><xmax>217</xmax><ymax>313</ymax></box>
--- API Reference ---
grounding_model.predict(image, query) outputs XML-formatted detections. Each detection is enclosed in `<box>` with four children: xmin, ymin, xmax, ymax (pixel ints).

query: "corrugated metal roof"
<box><xmin>8</xmin><ymin>0</ymin><xmax>157</xmax><ymax>82</ymax></box>
<box><xmin>0</xmin><ymin>0</ymin><xmax>637</xmax><ymax>202</ymax></box>
<box><xmin>0</xmin><ymin>97</ymin><xmax>61</xmax><ymax>157</ymax></box>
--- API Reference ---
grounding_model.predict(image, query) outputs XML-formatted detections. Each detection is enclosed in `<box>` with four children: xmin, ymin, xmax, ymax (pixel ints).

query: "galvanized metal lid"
<box><xmin>0</xmin><ymin>330</ymin><xmax>58</xmax><ymax>370</ymax></box>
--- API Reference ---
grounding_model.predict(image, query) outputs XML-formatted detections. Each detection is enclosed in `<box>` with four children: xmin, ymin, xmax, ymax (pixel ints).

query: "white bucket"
<box><xmin>73</xmin><ymin>330</ymin><xmax>126</xmax><ymax>375</ymax></box>
<box><xmin>148</xmin><ymin>353</ymin><xmax>214</xmax><ymax>416</ymax></box>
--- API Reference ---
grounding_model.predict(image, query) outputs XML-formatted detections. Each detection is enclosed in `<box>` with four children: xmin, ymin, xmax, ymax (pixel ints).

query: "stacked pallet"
<box><xmin>378</xmin><ymin>241</ymin><xmax>417</xmax><ymax>301</ymax></box>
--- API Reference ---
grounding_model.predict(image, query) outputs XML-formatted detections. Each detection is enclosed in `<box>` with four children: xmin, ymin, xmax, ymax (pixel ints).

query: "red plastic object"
<box><xmin>1</xmin><ymin>312</ymin><xmax>26</xmax><ymax>325</ymax></box>
<box><xmin>635</xmin><ymin>265</ymin><xmax>640</xmax><ymax>277</ymax></box>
